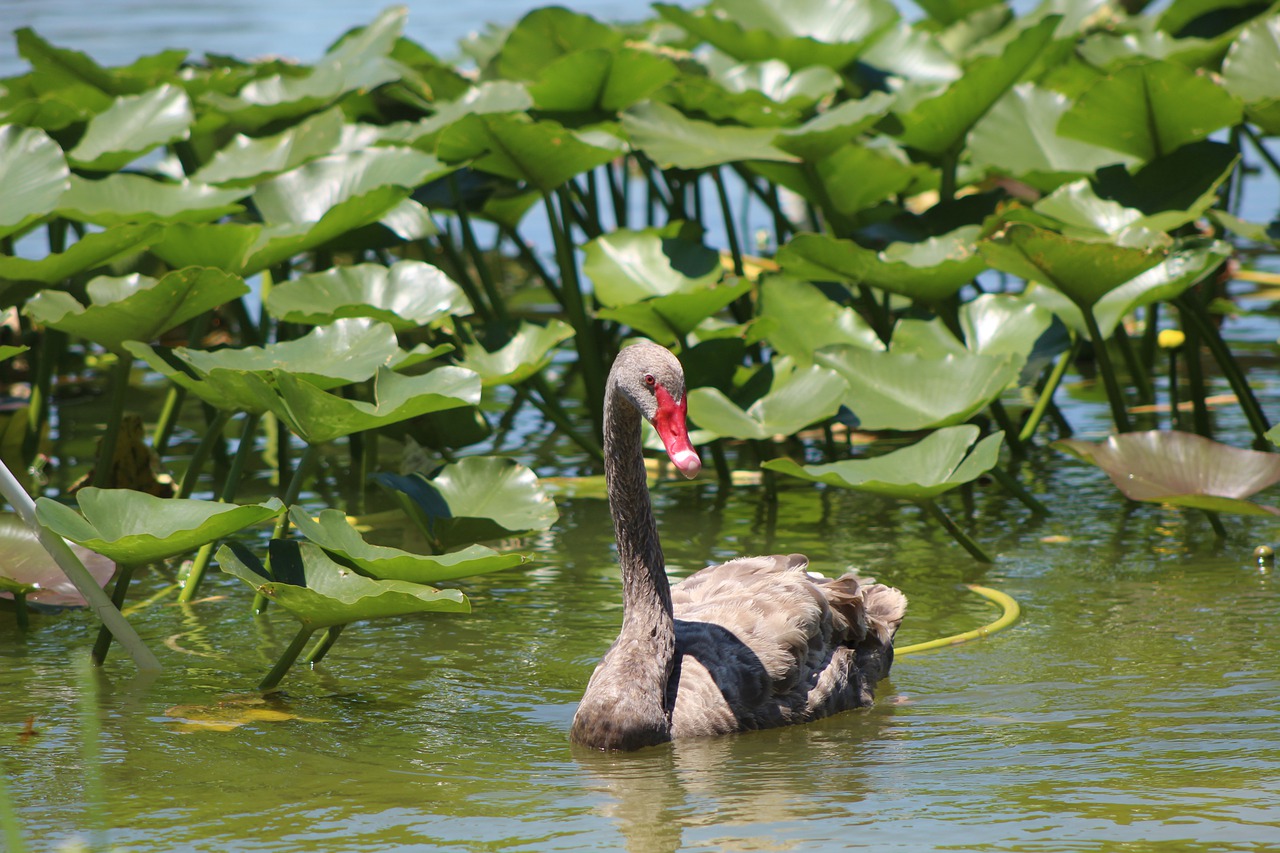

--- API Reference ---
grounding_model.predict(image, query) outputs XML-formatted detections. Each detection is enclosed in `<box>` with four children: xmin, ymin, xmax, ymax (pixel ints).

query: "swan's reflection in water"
<box><xmin>576</xmin><ymin>706</ymin><xmax>898</xmax><ymax>853</ymax></box>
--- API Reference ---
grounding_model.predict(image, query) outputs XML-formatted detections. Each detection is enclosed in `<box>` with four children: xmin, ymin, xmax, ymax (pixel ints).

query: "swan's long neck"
<box><xmin>569</xmin><ymin>382</ymin><xmax>676</xmax><ymax>749</ymax></box>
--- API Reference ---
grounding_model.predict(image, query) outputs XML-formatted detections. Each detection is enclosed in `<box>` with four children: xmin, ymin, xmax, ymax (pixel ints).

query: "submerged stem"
<box><xmin>919</xmin><ymin>499</ymin><xmax>992</xmax><ymax>563</ymax></box>
<box><xmin>258</xmin><ymin>625</ymin><xmax>317</xmax><ymax>692</ymax></box>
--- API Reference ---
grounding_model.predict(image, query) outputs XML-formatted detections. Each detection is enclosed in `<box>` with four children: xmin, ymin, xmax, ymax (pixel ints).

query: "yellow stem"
<box><xmin>896</xmin><ymin>583</ymin><xmax>1020</xmax><ymax>656</ymax></box>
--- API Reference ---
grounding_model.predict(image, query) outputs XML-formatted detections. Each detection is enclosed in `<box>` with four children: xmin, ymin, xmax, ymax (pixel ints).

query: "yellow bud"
<box><xmin>1158</xmin><ymin>329</ymin><xmax>1186</xmax><ymax>349</ymax></box>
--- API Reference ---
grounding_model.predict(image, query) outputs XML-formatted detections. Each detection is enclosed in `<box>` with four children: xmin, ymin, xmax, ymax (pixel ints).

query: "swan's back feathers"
<box><xmin>667</xmin><ymin>554</ymin><xmax>906</xmax><ymax>738</ymax></box>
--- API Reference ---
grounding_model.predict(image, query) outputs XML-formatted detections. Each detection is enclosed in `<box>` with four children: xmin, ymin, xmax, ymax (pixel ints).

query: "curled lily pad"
<box><xmin>66</xmin><ymin>83</ymin><xmax>193</xmax><ymax>171</ymax></box>
<box><xmin>0</xmin><ymin>514</ymin><xmax>114</xmax><ymax>607</ymax></box>
<box><xmin>57</xmin><ymin>174</ymin><xmax>248</xmax><ymax>226</ymax></box>
<box><xmin>458</xmin><ymin>319</ymin><xmax>574</xmax><ymax>388</ymax></box>
<box><xmin>35</xmin><ymin>489</ymin><xmax>284</xmax><ymax>565</ymax></box>
<box><xmin>762</xmin><ymin>425</ymin><xmax>1004</xmax><ymax>500</ymax></box>
<box><xmin>1055</xmin><ymin>431</ymin><xmax>1280</xmax><ymax>516</ymax></box>
<box><xmin>1221</xmin><ymin>15</ymin><xmax>1280</xmax><ymax>133</ymax></box>
<box><xmin>583</xmin><ymin>227</ymin><xmax>722</xmax><ymax>306</ymax></box>
<box><xmin>23</xmin><ymin>267</ymin><xmax>249</xmax><ymax>353</ymax></box>
<box><xmin>264</xmin><ymin>261</ymin><xmax>470</xmax><ymax>329</ymax></box>
<box><xmin>0</xmin><ymin>224</ymin><xmax>163</xmax><ymax>309</ymax></box>
<box><xmin>288</xmin><ymin>507</ymin><xmax>524</xmax><ymax>583</ymax></box>
<box><xmin>436</xmin><ymin>112</ymin><xmax>624</xmax><ymax>192</ymax></box>
<box><xmin>193</xmin><ymin>108</ymin><xmax>346</xmax><ymax>186</ymax></box>
<box><xmin>757</xmin><ymin>275</ymin><xmax>883</xmax><ymax>364</ymax></box>
<box><xmin>687</xmin><ymin>361</ymin><xmax>847</xmax><ymax>440</ymax></box>
<box><xmin>620</xmin><ymin>101</ymin><xmax>797</xmax><ymax>170</ymax></box>
<box><xmin>374</xmin><ymin>456</ymin><xmax>558</xmax><ymax>551</ymax></box>
<box><xmin>217</xmin><ymin>540</ymin><xmax>469</xmax><ymax>631</ymax></box>
<box><xmin>816</xmin><ymin>346</ymin><xmax>1019</xmax><ymax>431</ymax></box>
<box><xmin>0</xmin><ymin>124</ymin><xmax>69</xmax><ymax>239</ymax></box>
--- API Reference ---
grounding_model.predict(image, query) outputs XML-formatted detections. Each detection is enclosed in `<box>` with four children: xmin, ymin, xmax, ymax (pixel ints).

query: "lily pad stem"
<box><xmin>1081</xmin><ymin>309</ymin><xmax>1132</xmax><ymax>433</ymax></box>
<box><xmin>1241</xmin><ymin>123</ymin><xmax>1280</xmax><ymax>178</ymax></box>
<box><xmin>253</xmin><ymin>443</ymin><xmax>322</xmax><ymax>614</ymax></box>
<box><xmin>529</xmin><ymin>376</ymin><xmax>603</xmax><ymax>461</ymax></box>
<box><xmin>90</xmin><ymin>352</ymin><xmax>135</xmax><ymax>488</ymax></box>
<box><xmin>24</xmin><ymin>328</ymin><xmax>64</xmax><ymax>463</ymax></box>
<box><xmin>988</xmin><ymin>465</ymin><xmax>1048</xmax><ymax>515</ymax></box>
<box><xmin>176</xmin><ymin>409</ymin><xmax>234</xmax><ymax>499</ymax></box>
<box><xmin>1020</xmin><ymin>337</ymin><xmax>1079</xmax><ymax>443</ymax></box>
<box><xmin>451</xmin><ymin>174</ymin><xmax>509</xmax><ymax>325</ymax></box>
<box><xmin>1114</xmin><ymin>324</ymin><xmax>1154</xmax><ymax>405</ymax></box>
<box><xmin>91</xmin><ymin>563</ymin><xmax>137</xmax><ymax>664</ymax></box>
<box><xmin>1181</xmin><ymin>320</ymin><xmax>1213</xmax><ymax>438</ymax></box>
<box><xmin>1176</xmin><ymin>294</ymin><xmax>1271</xmax><ymax>447</ymax></box>
<box><xmin>304</xmin><ymin>623</ymin><xmax>345</xmax><ymax>665</ymax></box>
<box><xmin>918</xmin><ymin>499</ymin><xmax>992</xmax><ymax>563</ymax></box>
<box><xmin>1203</xmin><ymin>510</ymin><xmax>1227</xmax><ymax>539</ymax></box>
<box><xmin>258</xmin><ymin>624</ymin><xmax>317</xmax><ymax>692</ymax></box>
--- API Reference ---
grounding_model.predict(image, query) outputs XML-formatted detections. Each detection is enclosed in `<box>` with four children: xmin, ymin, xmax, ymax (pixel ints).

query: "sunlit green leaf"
<box><xmin>0</xmin><ymin>224</ymin><xmax>163</xmax><ymax>308</ymax></box>
<box><xmin>436</xmin><ymin>112</ymin><xmax>624</xmax><ymax>191</ymax></box>
<box><xmin>774</xmin><ymin>92</ymin><xmax>895</xmax><ymax>160</ymax></box>
<box><xmin>492</xmin><ymin>6</ymin><xmax>623</xmax><ymax>80</ymax></box>
<box><xmin>757</xmin><ymin>275</ymin><xmax>883</xmax><ymax>364</ymax></box>
<box><xmin>527</xmin><ymin>47</ymin><xmax>677</xmax><ymax>112</ymax></box>
<box><xmin>583</xmin><ymin>226</ymin><xmax>723</xmax><ymax>306</ymax></box>
<box><xmin>193</xmin><ymin>107</ymin><xmax>346</xmax><ymax>186</ymax></box>
<box><xmin>66</xmin><ymin>84</ymin><xmax>193</xmax><ymax>171</ymax></box>
<box><xmin>264</xmin><ymin>260</ymin><xmax>470</xmax><ymax>329</ymax></box>
<box><xmin>0</xmin><ymin>125</ymin><xmax>69</xmax><ymax>238</ymax></box>
<box><xmin>35</xmin><ymin>489</ymin><xmax>283</xmax><ymax>565</ymax></box>
<box><xmin>687</xmin><ymin>361</ymin><xmax>847</xmax><ymax>440</ymax></box>
<box><xmin>1221</xmin><ymin>15</ymin><xmax>1280</xmax><ymax>132</ymax></box>
<box><xmin>598</xmin><ymin>279</ymin><xmax>754</xmax><ymax>345</ymax></box>
<box><xmin>57</xmin><ymin>174</ymin><xmax>247</xmax><ymax>226</ymax></box>
<box><xmin>620</xmin><ymin>100</ymin><xmax>797</xmax><ymax>170</ymax></box>
<box><xmin>458</xmin><ymin>319</ymin><xmax>574</xmax><ymax>387</ymax></box>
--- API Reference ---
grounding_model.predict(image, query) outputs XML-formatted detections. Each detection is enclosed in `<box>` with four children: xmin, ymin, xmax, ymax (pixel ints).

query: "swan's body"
<box><xmin>571</xmin><ymin>341</ymin><xmax>907</xmax><ymax>751</ymax></box>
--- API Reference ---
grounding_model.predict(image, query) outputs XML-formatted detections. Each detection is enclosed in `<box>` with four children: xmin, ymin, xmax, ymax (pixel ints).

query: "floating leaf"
<box><xmin>288</xmin><ymin>507</ymin><xmax>524</xmax><ymax>583</ymax></box>
<box><xmin>24</xmin><ymin>267</ymin><xmax>249</xmax><ymax>353</ymax></box>
<box><xmin>66</xmin><ymin>84</ymin><xmax>193</xmax><ymax>171</ymax></box>
<box><xmin>0</xmin><ymin>124</ymin><xmax>69</xmax><ymax>239</ymax></box>
<box><xmin>762</xmin><ymin>425</ymin><xmax>1004</xmax><ymax>500</ymax></box>
<box><xmin>817</xmin><ymin>346</ymin><xmax>1019</xmax><ymax>431</ymax></box>
<box><xmin>374</xmin><ymin>456</ymin><xmax>558</xmax><ymax>551</ymax></box>
<box><xmin>264</xmin><ymin>260</ymin><xmax>470</xmax><ymax>329</ymax></box>
<box><xmin>620</xmin><ymin>101</ymin><xmax>797</xmax><ymax>170</ymax></box>
<box><xmin>0</xmin><ymin>514</ymin><xmax>114</xmax><ymax>608</ymax></box>
<box><xmin>458</xmin><ymin>319</ymin><xmax>574</xmax><ymax>387</ymax></box>
<box><xmin>1057</xmin><ymin>60</ymin><xmax>1243</xmax><ymax>161</ymax></box>
<box><xmin>217</xmin><ymin>540</ymin><xmax>469</xmax><ymax>630</ymax></box>
<box><xmin>687</xmin><ymin>361</ymin><xmax>847</xmax><ymax>440</ymax></box>
<box><xmin>35</xmin><ymin>490</ymin><xmax>283</xmax><ymax>565</ymax></box>
<box><xmin>57</xmin><ymin>174</ymin><xmax>247</xmax><ymax>226</ymax></box>
<box><xmin>1055</xmin><ymin>430</ymin><xmax>1280</xmax><ymax>516</ymax></box>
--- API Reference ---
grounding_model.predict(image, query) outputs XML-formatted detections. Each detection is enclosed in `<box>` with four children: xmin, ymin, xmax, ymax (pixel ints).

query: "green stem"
<box><xmin>1167</xmin><ymin>348</ymin><xmax>1181</xmax><ymax>432</ymax></box>
<box><xmin>24</xmin><ymin>328</ymin><xmax>64</xmax><ymax>462</ymax></box>
<box><xmin>151</xmin><ymin>384</ymin><xmax>187</xmax><ymax>457</ymax></box>
<box><xmin>1176</xmin><ymin>294</ymin><xmax>1271</xmax><ymax>447</ymax></box>
<box><xmin>1182</xmin><ymin>320</ymin><xmax>1213</xmax><ymax>438</ymax></box>
<box><xmin>452</xmin><ymin>174</ymin><xmax>510</xmax><ymax>324</ymax></box>
<box><xmin>252</xmin><ymin>442</ymin><xmax>321</xmax><ymax>613</ymax></box>
<box><xmin>1114</xmin><ymin>323</ymin><xmax>1154</xmax><ymax>405</ymax></box>
<box><xmin>176</xmin><ymin>409</ymin><xmax>234</xmax><ymax>499</ymax></box>
<box><xmin>709</xmin><ymin>440</ymin><xmax>732</xmax><ymax>484</ymax></box>
<box><xmin>12</xmin><ymin>591</ymin><xmax>28</xmax><ymax>631</ymax></box>
<box><xmin>919</xmin><ymin>499</ymin><xmax>992</xmax><ymax>563</ymax></box>
<box><xmin>1081</xmin><ymin>309</ymin><xmax>1133</xmax><ymax>433</ymax></box>
<box><xmin>1241</xmin><ymin>123</ymin><xmax>1280</xmax><ymax>178</ymax></box>
<box><xmin>1020</xmin><ymin>336</ymin><xmax>1079</xmax><ymax>443</ymax></box>
<box><xmin>529</xmin><ymin>376</ymin><xmax>603</xmax><ymax>460</ymax></box>
<box><xmin>1203</xmin><ymin>509</ymin><xmax>1227</xmax><ymax>538</ymax></box>
<box><xmin>257</xmin><ymin>625</ymin><xmax>317</xmax><ymax>692</ymax></box>
<box><xmin>988</xmin><ymin>466</ymin><xmax>1048</xmax><ymax>515</ymax></box>
<box><xmin>178</xmin><ymin>413</ymin><xmax>261</xmax><ymax>603</ymax></box>
<box><xmin>304</xmin><ymin>623</ymin><xmax>346</xmax><ymax>665</ymax></box>
<box><xmin>91</xmin><ymin>563</ymin><xmax>137</xmax><ymax>664</ymax></box>
<box><xmin>90</xmin><ymin>353</ymin><xmax>135</xmax><ymax>488</ymax></box>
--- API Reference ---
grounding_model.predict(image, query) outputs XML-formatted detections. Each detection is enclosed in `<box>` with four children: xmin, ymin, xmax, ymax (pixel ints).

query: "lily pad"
<box><xmin>373</xmin><ymin>456</ymin><xmax>558</xmax><ymax>551</ymax></box>
<box><xmin>527</xmin><ymin>47</ymin><xmax>678</xmax><ymax>112</ymax></box>
<box><xmin>264</xmin><ymin>261</ymin><xmax>470</xmax><ymax>330</ymax></box>
<box><xmin>687</xmin><ymin>361</ymin><xmax>847</xmax><ymax>440</ymax></box>
<box><xmin>1221</xmin><ymin>15</ymin><xmax>1280</xmax><ymax>133</ymax></box>
<box><xmin>583</xmin><ymin>227</ymin><xmax>723</xmax><ymax>306</ymax></box>
<box><xmin>35</xmin><ymin>489</ymin><xmax>284</xmax><ymax>565</ymax></box>
<box><xmin>774</xmin><ymin>92</ymin><xmax>896</xmax><ymax>160</ymax></box>
<box><xmin>193</xmin><ymin>107</ymin><xmax>346</xmax><ymax>186</ymax></box>
<box><xmin>1055</xmin><ymin>430</ymin><xmax>1280</xmax><ymax>515</ymax></box>
<box><xmin>217</xmin><ymin>540</ymin><xmax>469</xmax><ymax>631</ymax></box>
<box><xmin>620</xmin><ymin>100</ymin><xmax>798</xmax><ymax>171</ymax></box>
<box><xmin>436</xmin><ymin>112</ymin><xmax>624</xmax><ymax>192</ymax></box>
<box><xmin>0</xmin><ymin>514</ymin><xmax>115</xmax><ymax>607</ymax></box>
<box><xmin>756</xmin><ymin>275</ymin><xmax>884</xmax><ymax>364</ymax></box>
<box><xmin>817</xmin><ymin>345</ymin><xmax>1020</xmax><ymax>431</ymax></box>
<box><xmin>0</xmin><ymin>224</ymin><xmax>163</xmax><ymax>308</ymax></box>
<box><xmin>1057</xmin><ymin>59</ymin><xmax>1243</xmax><ymax>161</ymax></box>
<box><xmin>66</xmin><ymin>83</ymin><xmax>193</xmax><ymax>171</ymax></box>
<box><xmin>764</xmin><ymin>425</ymin><xmax>1004</xmax><ymax>500</ymax></box>
<box><xmin>458</xmin><ymin>319</ymin><xmax>574</xmax><ymax>387</ymax></box>
<box><xmin>57</xmin><ymin>174</ymin><xmax>248</xmax><ymax>226</ymax></box>
<box><xmin>288</xmin><ymin>507</ymin><xmax>525</xmax><ymax>583</ymax></box>
<box><xmin>0</xmin><ymin>124</ymin><xmax>69</xmax><ymax>239</ymax></box>
<box><xmin>23</xmin><ymin>267</ymin><xmax>249</xmax><ymax>353</ymax></box>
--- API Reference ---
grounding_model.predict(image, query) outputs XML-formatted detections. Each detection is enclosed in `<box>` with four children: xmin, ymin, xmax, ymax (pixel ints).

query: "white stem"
<box><xmin>0</xmin><ymin>459</ymin><xmax>161</xmax><ymax>672</ymax></box>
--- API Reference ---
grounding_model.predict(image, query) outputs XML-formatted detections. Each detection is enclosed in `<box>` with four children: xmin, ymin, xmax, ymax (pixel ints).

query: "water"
<box><xmin>4</xmin><ymin>452</ymin><xmax>1280</xmax><ymax>851</ymax></box>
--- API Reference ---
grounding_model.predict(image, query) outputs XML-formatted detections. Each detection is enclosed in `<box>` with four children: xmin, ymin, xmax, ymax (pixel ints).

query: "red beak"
<box><xmin>653</xmin><ymin>386</ymin><xmax>701</xmax><ymax>479</ymax></box>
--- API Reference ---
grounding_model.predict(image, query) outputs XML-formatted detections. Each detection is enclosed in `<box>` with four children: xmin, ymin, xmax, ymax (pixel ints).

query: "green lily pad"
<box><xmin>0</xmin><ymin>124</ymin><xmax>69</xmax><ymax>239</ymax></box>
<box><xmin>264</xmin><ymin>261</ymin><xmax>470</xmax><ymax>330</ymax></box>
<box><xmin>817</xmin><ymin>345</ymin><xmax>1020</xmax><ymax>431</ymax></box>
<box><xmin>436</xmin><ymin>112</ymin><xmax>624</xmax><ymax>192</ymax></box>
<box><xmin>66</xmin><ymin>83</ymin><xmax>193</xmax><ymax>171</ymax></box>
<box><xmin>374</xmin><ymin>456</ymin><xmax>559</xmax><ymax>551</ymax></box>
<box><xmin>756</xmin><ymin>275</ymin><xmax>883</xmax><ymax>364</ymax></box>
<box><xmin>763</xmin><ymin>425</ymin><xmax>1004</xmax><ymax>499</ymax></box>
<box><xmin>598</xmin><ymin>279</ymin><xmax>754</xmax><ymax>346</ymax></box>
<box><xmin>1221</xmin><ymin>15</ymin><xmax>1280</xmax><ymax>133</ymax></box>
<box><xmin>653</xmin><ymin>0</ymin><xmax>898</xmax><ymax>69</ymax></box>
<box><xmin>620</xmin><ymin>100</ymin><xmax>798</xmax><ymax>171</ymax></box>
<box><xmin>774</xmin><ymin>92</ymin><xmax>896</xmax><ymax>160</ymax></box>
<box><xmin>0</xmin><ymin>345</ymin><xmax>28</xmax><ymax>363</ymax></box>
<box><xmin>0</xmin><ymin>224</ymin><xmax>163</xmax><ymax>308</ymax></box>
<box><xmin>23</xmin><ymin>267</ymin><xmax>249</xmax><ymax>353</ymax></box>
<box><xmin>244</xmin><ymin>186</ymin><xmax>413</xmax><ymax>275</ymax></box>
<box><xmin>288</xmin><ymin>507</ymin><xmax>525</xmax><ymax>583</ymax></box>
<box><xmin>253</xmin><ymin>148</ymin><xmax>452</xmax><ymax>226</ymax></box>
<box><xmin>35</xmin><ymin>489</ymin><xmax>284</xmax><ymax>565</ymax></box>
<box><xmin>56</xmin><ymin>174</ymin><xmax>247</xmax><ymax>226</ymax></box>
<box><xmin>687</xmin><ymin>361</ymin><xmax>847</xmax><ymax>440</ymax></box>
<box><xmin>778</xmin><ymin>226</ymin><xmax>986</xmax><ymax>303</ymax></box>
<box><xmin>1055</xmin><ymin>430</ymin><xmax>1280</xmax><ymax>516</ymax></box>
<box><xmin>217</xmin><ymin>540</ymin><xmax>469</xmax><ymax>631</ymax></box>
<box><xmin>583</xmin><ymin>227</ymin><xmax>723</xmax><ymax>306</ymax></box>
<box><xmin>1089</xmin><ymin>140</ymin><xmax>1239</xmax><ymax>233</ymax></box>
<box><xmin>894</xmin><ymin>15</ymin><xmax>1060</xmax><ymax>157</ymax></box>
<box><xmin>967</xmin><ymin>83</ymin><xmax>1138</xmax><ymax>188</ymax></box>
<box><xmin>1057</xmin><ymin>59</ymin><xmax>1243</xmax><ymax>161</ymax></box>
<box><xmin>978</xmin><ymin>222</ymin><xmax>1165</xmax><ymax>310</ymax></box>
<box><xmin>458</xmin><ymin>319</ymin><xmax>574</xmax><ymax>387</ymax></box>
<box><xmin>527</xmin><ymin>47</ymin><xmax>678</xmax><ymax>112</ymax></box>
<box><xmin>492</xmin><ymin>5</ymin><xmax>624</xmax><ymax>80</ymax></box>
<box><xmin>193</xmin><ymin>107</ymin><xmax>346</xmax><ymax>186</ymax></box>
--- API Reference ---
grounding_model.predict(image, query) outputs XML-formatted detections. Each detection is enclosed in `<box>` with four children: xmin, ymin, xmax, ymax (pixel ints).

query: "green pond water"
<box><xmin>4</xmin><ymin>402</ymin><xmax>1280</xmax><ymax>851</ymax></box>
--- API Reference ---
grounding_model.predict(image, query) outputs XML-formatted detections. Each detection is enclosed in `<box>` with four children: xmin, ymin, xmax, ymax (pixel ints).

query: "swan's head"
<box><xmin>611</xmin><ymin>341</ymin><xmax>702</xmax><ymax>479</ymax></box>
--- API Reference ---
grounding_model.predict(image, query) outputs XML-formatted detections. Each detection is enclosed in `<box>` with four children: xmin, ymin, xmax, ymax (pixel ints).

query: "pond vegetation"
<box><xmin>2</xmin><ymin>0</ymin><xmax>1280</xmax><ymax>847</ymax></box>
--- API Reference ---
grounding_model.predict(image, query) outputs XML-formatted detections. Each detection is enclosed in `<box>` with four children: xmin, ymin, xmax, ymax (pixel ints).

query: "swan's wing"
<box><xmin>669</xmin><ymin>554</ymin><xmax>907</xmax><ymax>734</ymax></box>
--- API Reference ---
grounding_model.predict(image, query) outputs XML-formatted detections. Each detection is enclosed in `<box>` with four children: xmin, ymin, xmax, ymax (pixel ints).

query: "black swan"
<box><xmin>571</xmin><ymin>340</ymin><xmax>908</xmax><ymax>751</ymax></box>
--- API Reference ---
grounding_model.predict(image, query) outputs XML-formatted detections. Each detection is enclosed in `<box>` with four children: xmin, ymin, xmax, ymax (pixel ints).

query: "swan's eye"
<box><xmin>642</xmin><ymin>373</ymin><xmax>656</xmax><ymax>388</ymax></box>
